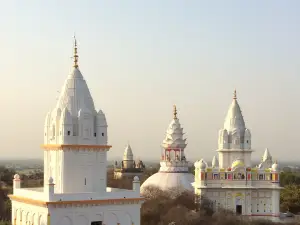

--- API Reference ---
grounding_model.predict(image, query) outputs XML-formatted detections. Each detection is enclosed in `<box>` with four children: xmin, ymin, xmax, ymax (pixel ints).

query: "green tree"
<box><xmin>280</xmin><ymin>184</ymin><xmax>300</xmax><ymax>213</ymax></box>
<box><xmin>280</xmin><ymin>172</ymin><xmax>300</xmax><ymax>186</ymax></box>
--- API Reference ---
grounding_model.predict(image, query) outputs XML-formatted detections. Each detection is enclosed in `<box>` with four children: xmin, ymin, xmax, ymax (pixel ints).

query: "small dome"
<box><xmin>133</xmin><ymin>176</ymin><xmax>139</xmax><ymax>182</ymax></box>
<box><xmin>48</xmin><ymin>177</ymin><xmax>54</xmax><ymax>184</ymax></box>
<box><xmin>272</xmin><ymin>162</ymin><xmax>279</xmax><ymax>171</ymax></box>
<box><xmin>14</xmin><ymin>174</ymin><xmax>20</xmax><ymax>180</ymax></box>
<box><xmin>123</xmin><ymin>144</ymin><xmax>134</xmax><ymax>160</ymax></box>
<box><xmin>195</xmin><ymin>159</ymin><xmax>207</xmax><ymax>170</ymax></box>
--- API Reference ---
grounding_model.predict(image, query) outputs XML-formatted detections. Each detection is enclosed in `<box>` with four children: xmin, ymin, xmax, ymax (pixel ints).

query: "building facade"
<box><xmin>9</xmin><ymin>38</ymin><xmax>143</xmax><ymax>225</ymax></box>
<box><xmin>193</xmin><ymin>91</ymin><xmax>282</xmax><ymax>220</ymax></box>
<box><xmin>114</xmin><ymin>144</ymin><xmax>145</xmax><ymax>179</ymax></box>
<box><xmin>141</xmin><ymin>105</ymin><xmax>194</xmax><ymax>194</ymax></box>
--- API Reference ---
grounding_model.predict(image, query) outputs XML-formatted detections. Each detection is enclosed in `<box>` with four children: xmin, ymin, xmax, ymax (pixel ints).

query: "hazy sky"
<box><xmin>1</xmin><ymin>1</ymin><xmax>300</xmax><ymax>162</ymax></box>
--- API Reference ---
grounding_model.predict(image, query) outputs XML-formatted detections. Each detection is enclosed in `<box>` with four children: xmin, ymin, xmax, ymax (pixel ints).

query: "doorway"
<box><xmin>236</xmin><ymin>205</ymin><xmax>242</xmax><ymax>215</ymax></box>
<box><xmin>91</xmin><ymin>222</ymin><xmax>102</xmax><ymax>225</ymax></box>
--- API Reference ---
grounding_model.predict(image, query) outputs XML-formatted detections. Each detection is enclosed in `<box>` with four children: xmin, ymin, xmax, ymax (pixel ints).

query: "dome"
<box><xmin>195</xmin><ymin>159</ymin><xmax>207</xmax><ymax>170</ymax></box>
<box><xmin>123</xmin><ymin>144</ymin><xmax>133</xmax><ymax>160</ymax></box>
<box><xmin>272</xmin><ymin>161</ymin><xmax>279</xmax><ymax>171</ymax></box>
<box><xmin>140</xmin><ymin>172</ymin><xmax>194</xmax><ymax>193</ymax></box>
<box><xmin>224</xmin><ymin>90</ymin><xmax>246</xmax><ymax>132</ymax></box>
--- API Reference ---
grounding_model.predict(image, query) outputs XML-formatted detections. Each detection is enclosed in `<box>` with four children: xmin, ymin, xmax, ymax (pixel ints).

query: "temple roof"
<box><xmin>223</xmin><ymin>90</ymin><xmax>246</xmax><ymax>132</ymax></box>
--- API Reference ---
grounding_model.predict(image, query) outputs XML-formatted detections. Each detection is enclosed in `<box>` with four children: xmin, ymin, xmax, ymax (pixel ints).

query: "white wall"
<box><xmin>44</xmin><ymin>150</ymin><xmax>108</xmax><ymax>193</ymax></box>
<box><xmin>49</xmin><ymin>203</ymin><xmax>141</xmax><ymax>225</ymax></box>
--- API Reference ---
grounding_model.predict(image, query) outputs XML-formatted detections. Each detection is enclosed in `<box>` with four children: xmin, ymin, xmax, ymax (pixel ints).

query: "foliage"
<box><xmin>280</xmin><ymin>184</ymin><xmax>300</xmax><ymax>213</ymax></box>
<box><xmin>0</xmin><ymin>167</ymin><xmax>15</xmax><ymax>187</ymax></box>
<box><xmin>280</xmin><ymin>172</ymin><xmax>300</xmax><ymax>186</ymax></box>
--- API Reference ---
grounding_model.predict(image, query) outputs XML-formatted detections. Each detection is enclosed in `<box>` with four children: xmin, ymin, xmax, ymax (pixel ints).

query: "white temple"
<box><xmin>141</xmin><ymin>105</ymin><xmax>194</xmax><ymax>193</ymax></box>
<box><xmin>9</xmin><ymin>38</ymin><xmax>143</xmax><ymax>225</ymax></box>
<box><xmin>114</xmin><ymin>144</ymin><xmax>145</xmax><ymax>179</ymax></box>
<box><xmin>193</xmin><ymin>90</ymin><xmax>282</xmax><ymax>220</ymax></box>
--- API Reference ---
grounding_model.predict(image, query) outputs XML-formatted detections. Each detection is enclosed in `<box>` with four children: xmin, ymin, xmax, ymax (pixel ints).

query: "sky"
<box><xmin>1</xmin><ymin>0</ymin><xmax>300</xmax><ymax>162</ymax></box>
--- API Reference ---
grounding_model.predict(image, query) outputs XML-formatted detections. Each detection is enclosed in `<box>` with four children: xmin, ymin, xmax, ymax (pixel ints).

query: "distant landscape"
<box><xmin>0</xmin><ymin>158</ymin><xmax>299</xmax><ymax>176</ymax></box>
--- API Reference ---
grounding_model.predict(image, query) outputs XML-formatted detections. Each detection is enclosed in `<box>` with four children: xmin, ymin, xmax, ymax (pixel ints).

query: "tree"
<box><xmin>280</xmin><ymin>184</ymin><xmax>300</xmax><ymax>213</ymax></box>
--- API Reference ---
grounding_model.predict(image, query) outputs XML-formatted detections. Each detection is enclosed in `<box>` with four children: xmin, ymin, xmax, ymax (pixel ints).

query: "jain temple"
<box><xmin>8</xmin><ymin>39</ymin><xmax>282</xmax><ymax>224</ymax></box>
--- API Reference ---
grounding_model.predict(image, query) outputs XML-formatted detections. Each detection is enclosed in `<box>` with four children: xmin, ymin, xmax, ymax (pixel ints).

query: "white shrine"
<box><xmin>141</xmin><ymin>105</ymin><xmax>194</xmax><ymax>194</ymax></box>
<box><xmin>9</xmin><ymin>38</ymin><xmax>143</xmax><ymax>225</ymax></box>
<box><xmin>114</xmin><ymin>144</ymin><xmax>145</xmax><ymax>179</ymax></box>
<box><xmin>193</xmin><ymin>90</ymin><xmax>282</xmax><ymax>220</ymax></box>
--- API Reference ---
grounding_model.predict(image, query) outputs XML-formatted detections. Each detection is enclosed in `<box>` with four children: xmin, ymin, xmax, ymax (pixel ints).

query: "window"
<box><xmin>102</xmin><ymin>133</ymin><xmax>104</xmax><ymax>137</ymax></box>
<box><xmin>246</xmin><ymin>140</ymin><xmax>249</xmax><ymax>143</ymax></box>
<box><xmin>85</xmin><ymin>178</ymin><xmax>86</xmax><ymax>185</ymax></box>
<box><xmin>94</xmin><ymin>133</ymin><xmax>97</xmax><ymax>137</ymax></box>
<box><xmin>91</xmin><ymin>222</ymin><xmax>102</xmax><ymax>225</ymax></box>
<box><xmin>67</xmin><ymin>131</ymin><xmax>71</xmax><ymax>136</ymax></box>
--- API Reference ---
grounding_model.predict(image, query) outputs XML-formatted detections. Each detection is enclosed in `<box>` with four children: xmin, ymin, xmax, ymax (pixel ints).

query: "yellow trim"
<box><xmin>234</xmin><ymin>192</ymin><xmax>244</xmax><ymax>197</ymax></box>
<box><xmin>9</xmin><ymin>195</ymin><xmax>144</xmax><ymax>207</ymax></box>
<box><xmin>41</xmin><ymin>144</ymin><xmax>112</xmax><ymax>151</ymax></box>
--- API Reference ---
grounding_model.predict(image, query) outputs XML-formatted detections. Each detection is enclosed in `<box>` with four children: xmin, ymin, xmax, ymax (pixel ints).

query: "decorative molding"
<box><xmin>41</xmin><ymin>144</ymin><xmax>112</xmax><ymax>151</ymax></box>
<box><xmin>9</xmin><ymin>195</ymin><xmax>144</xmax><ymax>208</ymax></box>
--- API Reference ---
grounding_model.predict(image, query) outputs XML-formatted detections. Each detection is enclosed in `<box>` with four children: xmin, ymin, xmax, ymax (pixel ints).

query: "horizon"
<box><xmin>1</xmin><ymin>1</ymin><xmax>300</xmax><ymax>162</ymax></box>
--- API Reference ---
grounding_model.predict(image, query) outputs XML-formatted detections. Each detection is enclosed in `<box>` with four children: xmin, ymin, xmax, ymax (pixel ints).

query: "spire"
<box><xmin>173</xmin><ymin>105</ymin><xmax>178</xmax><ymax>119</ymax></box>
<box><xmin>162</xmin><ymin>105</ymin><xmax>187</xmax><ymax>150</ymax></box>
<box><xmin>262</xmin><ymin>148</ymin><xmax>272</xmax><ymax>162</ymax></box>
<box><xmin>233</xmin><ymin>89</ymin><xmax>237</xmax><ymax>100</ymax></box>
<box><xmin>223</xmin><ymin>89</ymin><xmax>245</xmax><ymax>131</ymax></box>
<box><xmin>73</xmin><ymin>35</ymin><xmax>79</xmax><ymax>68</ymax></box>
<box><xmin>212</xmin><ymin>156</ymin><xmax>219</xmax><ymax>168</ymax></box>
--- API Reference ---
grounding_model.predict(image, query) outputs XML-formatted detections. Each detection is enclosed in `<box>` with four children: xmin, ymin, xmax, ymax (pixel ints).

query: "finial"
<box><xmin>233</xmin><ymin>89</ymin><xmax>237</xmax><ymax>100</ymax></box>
<box><xmin>173</xmin><ymin>105</ymin><xmax>178</xmax><ymax>119</ymax></box>
<box><xmin>73</xmin><ymin>34</ymin><xmax>79</xmax><ymax>68</ymax></box>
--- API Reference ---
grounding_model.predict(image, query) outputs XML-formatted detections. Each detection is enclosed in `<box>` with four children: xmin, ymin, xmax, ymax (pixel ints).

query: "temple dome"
<box><xmin>141</xmin><ymin>105</ymin><xmax>194</xmax><ymax>194</ymax></box>
<box><xmin>223</xmin><ymin>90</ymin><xmax>245</xmax><ymax>132</ymax></box>
<box><xmin>123</xmin><ymin>144</ymin><xmax>133</xmax><ymax>160</ymax></box>
<box><xmin>140</xmin><ymin>172</ymin><xmax>194</xmax><ymax>193</ymax></box>
<box><xmin>56</xmin><ymin>67</ymin><xmax>96</xmax><ymax>117</ymax></box>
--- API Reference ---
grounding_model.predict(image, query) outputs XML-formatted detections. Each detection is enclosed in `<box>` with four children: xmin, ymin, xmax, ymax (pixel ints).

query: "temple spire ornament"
<box><xmin>233</xmin><ymin>89</ymin><xmax>237</xmax><ymax>100</ymax></box>
<box><xmin>173</xmin><ymin>105</ymin><xmax>178</xmax><ymax>119</ymax></box>
<box><xmin>73</xmin><ymin>35</ymin><xmax>79</xmax><ymax>68</ymax></box>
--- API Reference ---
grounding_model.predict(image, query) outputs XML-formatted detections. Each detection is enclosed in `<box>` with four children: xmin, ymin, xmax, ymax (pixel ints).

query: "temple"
<box><xmin>114</xmin><ymin>144</ymin><xmax>145</xmax><ymax>179</ymax></box>
<box><xmin>193</xmin><ymin>90</ymin><xmax>282</xmax><ymax>220</ymax></box>
<box><xmin>9</xmin><ymin>38</ymin><xmax>143</xmax><ymax>225</ymax></box>
<box><xmin>141</xmin><ymin>105</ymin><xmax>194</xmax><ymax>194</ymax></box>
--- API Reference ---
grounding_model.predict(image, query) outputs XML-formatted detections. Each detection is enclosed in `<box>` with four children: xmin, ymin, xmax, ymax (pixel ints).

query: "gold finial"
<box><xmin>73</xmin><ymin>35</ymin><xmax>79</xmax><ymax>68</ymax></box>
<box><xmin>173</xmin><ymin>105</ymin><xmax>178</xmax><ymax>119</ymax></box>
<box><xmin>233</xmin><ymin>89</ymin><xmax>237</xmax><ymax>100</ymax></box>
